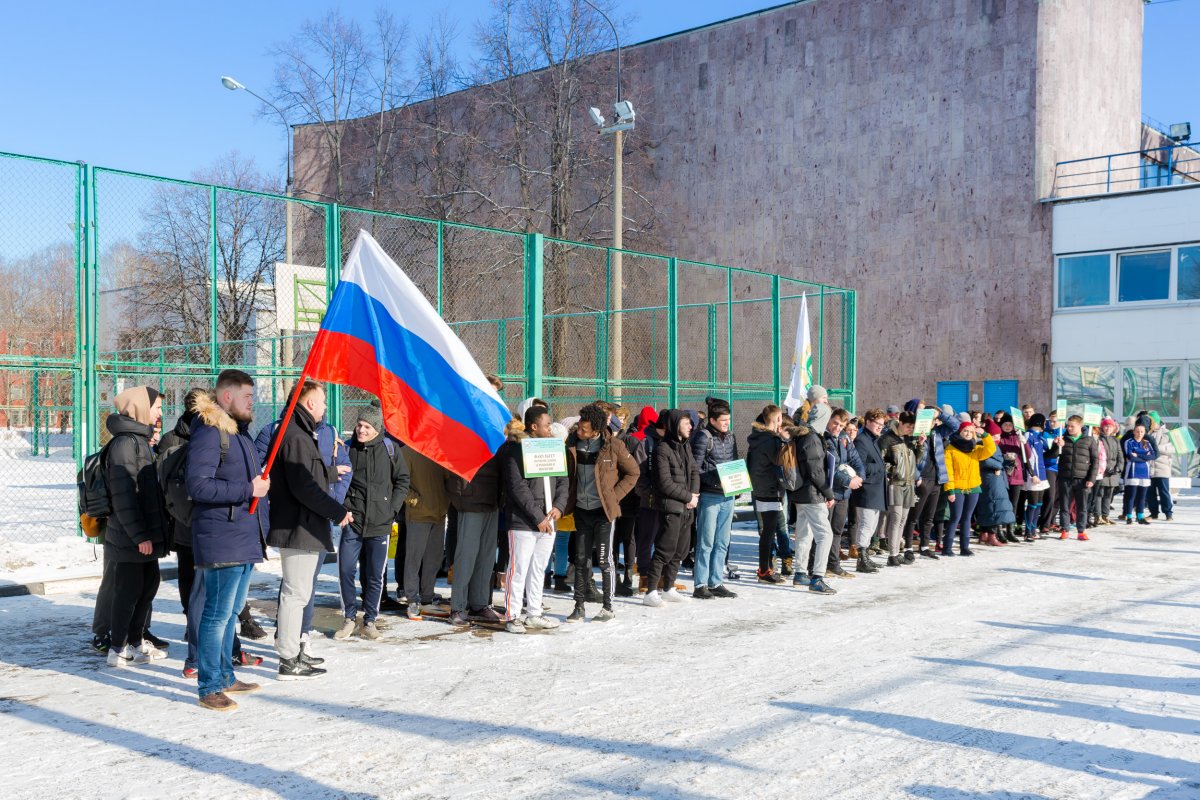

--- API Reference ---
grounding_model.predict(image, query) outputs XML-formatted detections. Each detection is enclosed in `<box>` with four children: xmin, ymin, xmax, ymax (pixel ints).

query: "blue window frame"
<box><xmin>1058</xmin><ymin>254</ymin><xmax>1110</xmax><ymax>308</ymax></box>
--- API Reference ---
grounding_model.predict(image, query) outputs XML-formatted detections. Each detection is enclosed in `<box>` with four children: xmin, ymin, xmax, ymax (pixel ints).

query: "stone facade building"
<box><xmin>295</xmin><ymin>0</ymin><xmax>1147</xmax><ymax>410</ymax></box>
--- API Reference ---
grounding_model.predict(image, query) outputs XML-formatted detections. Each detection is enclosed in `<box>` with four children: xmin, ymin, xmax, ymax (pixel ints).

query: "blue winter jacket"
<box><xmin>976</xmin><ymin>450</ymin><xmax>1016</xmax><ymax>527</ymax></box>
<box><xmin>1043</xmin><ymin>427</ymin><xmax>1063</xmax><ymax>472</ymax></box>
<box><xmin>186</xmin><ymin>393</ymin><xmax>269</xmax><ymax>567</ymax></box>
<box><xmin>824</xmin><ymin>430</ymin><xmax>864</xmax><ymax>502</ymax></box>
<box><xmin>255</xmin><ymin>415</ymin><xmax>351</xmax><ymax>504</ymax></box>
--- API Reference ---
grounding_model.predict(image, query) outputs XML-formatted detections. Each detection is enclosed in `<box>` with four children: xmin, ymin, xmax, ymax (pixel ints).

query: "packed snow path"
<box><xmin>2</xmin><ymin>502</ymin><xmax>1199</xmax><ymax>800</ymax></box>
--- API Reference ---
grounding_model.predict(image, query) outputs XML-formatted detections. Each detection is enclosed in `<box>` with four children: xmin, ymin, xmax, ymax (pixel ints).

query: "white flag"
<box><xmin>783</xmin><ymin>293</ymin><xmax>813</xmax><ymax>415</ymax></box>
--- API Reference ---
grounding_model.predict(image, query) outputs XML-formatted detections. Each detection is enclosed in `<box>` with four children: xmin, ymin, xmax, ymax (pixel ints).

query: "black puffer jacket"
<box><xmin>652</xmin><ymin>410</ymin><xmax>700</xmax><ymax>514</ymax></box>
<box><xmin>346</xmin><ymin>433</ymin><xmax>410</xmax><ymax>537</ymax></box>
<box><xmin>266</xmin><ymin>405</ymin><xmax>348</xmax><ymax>552</ymax></box>
<box><xmin>783</xmin><ymin>422</ymin><xmax>835</xmax><ymax>506</ymax></box>
<box><xmin>157</xmin><ymin>410</ymin><xmax>196</xmax><ymax>550</ymax></box>
<box><xmin>691</xmin><ymin>424</ymin><xmax>739</xmax><ymax>495</ymax></box>
<box><xmin>501</xmin><ymin>430</ymin><xmax>569</xmax><ymax>532</ymax></box>
<box><xmin>445</xmin><ymin>449</ymin><xmax>502</xmax><ymax>513</ymax></box>
<box><xmin>1057</xmin><ymin>433</ymin><xmax>1100</xmax><ymax>482</ymax></box>
<box><xmin>746</xmin><ymin>422</ymin><xmax>786</xmax><ymax>501</ymax></box>
<box><xmin>104</xmin><ymin>414</ymin><xmax>169</xmax><ymax>563</ymax></box>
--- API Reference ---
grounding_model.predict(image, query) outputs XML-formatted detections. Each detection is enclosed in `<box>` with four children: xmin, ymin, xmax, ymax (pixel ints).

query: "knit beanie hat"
<box><xmin>1028</xmin><ymin>413</ymin><xmax>1046</xmax><ymax>430</ymax></box>
<box><xmin>984</xmin><ymin>420</ymin><xmax>1002</xmax><ymax>436</ymax></box>
<box><xmin>903</xmin><ymin>398</ymin><xmax>922</xmax><ymax>415</ymax></box>
<box><xmin>957</xmin><ymin>412</ymin><xmax>972</xmax><ymax>423</ymax></box>
<box><xmin>957</xmin><ymin>420</ymin><xmax>975</xmax><ymax>433</ymax></box>
<box><xmin>357</xmin><ymin>400</ymin><xmax>384</xmax><ymax>432</ymax></box>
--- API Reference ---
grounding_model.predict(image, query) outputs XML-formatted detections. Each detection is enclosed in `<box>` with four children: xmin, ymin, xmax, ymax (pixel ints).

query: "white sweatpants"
<box><xmin>504</xmin><ymin>529</ymin><xmax>554</xmax><ymax>621</ymax></box>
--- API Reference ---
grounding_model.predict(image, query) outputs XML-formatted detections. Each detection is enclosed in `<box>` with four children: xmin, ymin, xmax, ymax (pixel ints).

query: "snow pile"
<box><xmin>0</xmin><ymin>535</ymin><xmax>101</xmax><ymax>584</ymax></box>
<box><xmin>0</xmin><ymin>501</ymin><xmax>1198</xmax><ymax>799</ymax></box>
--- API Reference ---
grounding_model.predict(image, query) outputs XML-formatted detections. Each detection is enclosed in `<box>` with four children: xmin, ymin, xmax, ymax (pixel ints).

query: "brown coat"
<box><xmin>565</xmin><ymin>432</ymin><xmax>640</xmax><ymax>521</ymax></box>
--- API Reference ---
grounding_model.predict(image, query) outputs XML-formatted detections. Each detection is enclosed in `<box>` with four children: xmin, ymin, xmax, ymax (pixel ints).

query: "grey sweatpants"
<box><xmin>451</xmin><ymin>510</ymin><xmax>498</xmax><ymax>612</ymax></box>
<box><xmin>793</xmin><ymin>502</ymin><xmax>835</xmax><ymax>579</ymax></box>
<box><xmin>854</xmin><ymin>507</ymin><xmax>883</xmax><ymax>549</ymax></box>
<box><xmin>404</xmin><ymin>519</ymin><xmax>445</xmax><ymax>605</ymax></box>
<box><xmin>883</xmin><ymin>504</ymin><xmax>909</xmax><ymax>556</ymax></box>
<box><xmin>275</xmin><ymin>548</ymin><xmax>321</xmax><ymax>661</ymax></box>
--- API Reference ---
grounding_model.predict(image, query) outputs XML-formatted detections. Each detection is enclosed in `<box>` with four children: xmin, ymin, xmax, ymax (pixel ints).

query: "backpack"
<box><xmin>159</xmin><ymin>430</ymin><xmax>229</xmax><ymax>526</ymax></box>
<box><xmin>77</xmin><ymin>443</ymin><xmax>115</xmax><ymax>541</ymax></box>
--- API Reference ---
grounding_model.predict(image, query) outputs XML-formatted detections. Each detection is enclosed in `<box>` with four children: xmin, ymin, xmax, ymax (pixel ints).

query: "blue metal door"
<box><xmin>937</xmin><ymin>381</ymin><xmax>969</xmax><ymax>414</ymax></box>
<box><xmin>983</xmin><ymin>380</ymin><xmax>1019</xmax><ymax>416</ymax></box>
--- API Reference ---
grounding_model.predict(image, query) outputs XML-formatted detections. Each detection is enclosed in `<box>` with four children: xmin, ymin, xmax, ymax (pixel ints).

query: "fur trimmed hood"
<box><xmin>194</xmin><ymin>392</ymin><xmax>239</xmax><ymax>436</ymax></box>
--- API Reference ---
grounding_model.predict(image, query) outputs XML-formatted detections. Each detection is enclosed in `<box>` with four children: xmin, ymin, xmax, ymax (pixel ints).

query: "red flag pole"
<box><xmin>248</xmin><ymin>370</ymin><xmax>309</xmax><ymax>514</ymax></box>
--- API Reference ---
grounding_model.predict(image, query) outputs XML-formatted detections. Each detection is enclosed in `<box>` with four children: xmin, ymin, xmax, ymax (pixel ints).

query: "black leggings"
<box><xmin>905</xmin><ymin>481</ymin><xmax>940</xmax><ymax>549</ymax></box>
<box><xmin>756</xmin><ymin>507</ymin><xmax>783</xmax><ymax>572</ymax></box>
<box><xmin>110</xmin><ymin>560</ymin><xmax>160</xmax><ymax>650</ymax></box>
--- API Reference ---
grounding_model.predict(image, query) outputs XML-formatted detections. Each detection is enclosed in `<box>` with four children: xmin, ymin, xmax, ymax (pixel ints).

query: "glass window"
<box><xmin>1057</xmin><ymin>255</ymin><xmax>1109</xmax><ymax>308</ymax></box>
<box><xmin>1054</xmin><ymin>365</ymin><xmax>1116</xmax><ymax>418</ymax></box>
<box><xmin>1179</xmin><ymin>246</ymin><xmax>1200</xmax><ymax>301</ymax></box>
<box><xmin>1121</xmin><ymin>364</ymin><xmax>1180</xmax><ymax>418</ymax></box>
<box><xmin>1189</xmin><ymin>362</ymin><xmax>1200</xmax><ymax>419</ymax></box>
<box><xmin>1117</xmin><ymin>251</ymin><xmax>1170</xmax><ymax>302</ymax></box>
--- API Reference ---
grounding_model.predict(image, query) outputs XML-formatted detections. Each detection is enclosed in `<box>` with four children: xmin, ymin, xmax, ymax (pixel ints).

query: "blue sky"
<box><xmin>0</xmin><ymin>0</ymin><xmax>1197</xmax><ymax>183</ymax></box>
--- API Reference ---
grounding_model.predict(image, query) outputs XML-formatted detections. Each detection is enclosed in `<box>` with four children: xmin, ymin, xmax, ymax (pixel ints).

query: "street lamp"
<box><xmin>583</xmin><ymin>0</ymin><xmax>633</xmax><ymax>396</ymax></box>
<box><xmin>221</xmin><ymin>75</ymin><xmax>294</xmax><ymax>264</ymax></box>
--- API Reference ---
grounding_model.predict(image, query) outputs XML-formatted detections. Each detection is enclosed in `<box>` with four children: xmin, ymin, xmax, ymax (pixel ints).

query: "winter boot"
<box><xmin>566</xmin><ymin>604</ymin><xmax>586</xmax><ymax>623</ymax></box>
<box><xmin>856</xmin><ymin>552</ymin><xmax>878</xmax><ymax>574</ymax></box>
<box><xmin>616</xmin><ymin>575</ymin><xmax>634</xmax><ymax>597</ymax></box>
<box><xmin>780</xmin><ymin>557</ymin><xmax>794</xmax><ymax>576</ymax></box>
<box><xmin>848</xmin><ymin>545</ymin><xmax>860</xmax><ymax>559</ymax></box>
<box><xmin>886</xmin><ymin>555</ymin><xmax>902</xmax><ymax>567</ymax></box>
<box><xmin>1003</xmin><ymin>527</ymin><xmax>1020</xmax><ymax>544</ymax></box>
<box><xmin>553</xmin><ymin>575</ymin><xmax>572</xmax><ymax>594</ymax></box>
<box><xmin>903</xmin><ymin>549</ymin><xmax>916</xmax><ymax>564</ymax></box>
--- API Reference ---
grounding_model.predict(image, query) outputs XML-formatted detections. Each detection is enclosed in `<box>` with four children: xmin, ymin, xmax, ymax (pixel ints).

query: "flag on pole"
<box><xmin>783</xmin><ymin>292</ymin><xmax>813</xmax><ymax>416</ymax></box>
<box><xmin>304</xmin><ymin>230</ymin><xmax>511</xmax><ymax>480</ymax></box>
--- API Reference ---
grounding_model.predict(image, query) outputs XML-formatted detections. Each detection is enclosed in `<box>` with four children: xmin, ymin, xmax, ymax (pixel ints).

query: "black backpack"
<box><xmin>158</xmin><ymin>430</ymin><xmax>229</xmax><ymax>526</ymax></box>
<box><xmin>77</xmin><ymin>442</ymin><xmax>116</xmax><ymax>520</ymax></box>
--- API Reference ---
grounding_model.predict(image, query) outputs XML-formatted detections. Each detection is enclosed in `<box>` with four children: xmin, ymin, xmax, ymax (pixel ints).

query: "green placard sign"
<box><xmin>1055</xmin><ymin>399</ymin><xmax>1068</xmax><ymax>420</ymax></box>
<box><xmin>913</xmin><ymin>409</ymin><xmax>937</xmax><ymax>436</ymax></box>
<box><xmin>1168</xmin><ymin>427</ymin><xmax>1196</xmax><ymax>454</ymax></box>
<box><xmin>1082</xmin><ymin>404</ymin><xmax>1103</xmax><ymax>426</ymax></box>
<box><xmin>717</xmin><ymin>459</ymin><xmax>753</xmax><ymax>497</ymax></box>
<box><xmin>521</xmin><ymin>437</ymin><xmax>568</xmax><ymax>478</ymax></box>
<box><xmin>1009</xmin><ymin>407</ymin><xmax>1025</xmax><ymax>432</ymax></box>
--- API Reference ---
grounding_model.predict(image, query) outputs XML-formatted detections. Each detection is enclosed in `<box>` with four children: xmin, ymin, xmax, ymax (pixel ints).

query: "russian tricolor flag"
<box><xmin>304</xmin><ymin>230</ymin><xmax>511</xmax><ymax>480</ymax></box>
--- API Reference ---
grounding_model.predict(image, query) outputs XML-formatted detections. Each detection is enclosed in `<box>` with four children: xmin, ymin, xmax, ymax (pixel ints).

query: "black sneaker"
<box><xmin>240</xmin><ymin>617</ymin><xmax>268</xmax><ymax>640</ymax></box>
<box><xmin>143</xmin><ymin>630</ymin><xmax>170</xmax><ymax>650</ymax></box>
<box><xmin>298</xmin><ymin>643</ymin><xmax>324</xmax><ymax>666</ymax></box>
<box><xmin>710</xmin><ymin>584</ymin><xmax>737</xmax><ymax>599</ymax></box>
<box><xmin>91</xmin><ymin>633</ymin><xmax>111</xmax><ymax>655</ymax></box>
<box><xmin>278</xmin><ymin>656</ymin><xmax>326</xmax><ymax>680</ymax></box>
<box><xmin>616</xmin><ymin>577</ymin><xmax>634</xmax><ymax>597</ymax></box>
<box><xmin>902</xmin><ymin>550</ymin><xmax>916</xmax><ymax>564</ymax></box>
<box><xmin>725</xmin><ymin>566</ymin><xmax>741</xmax><ymax>581</ymax></box>
<box><xmin>693</xmin><ymin>586</ymin><xmax>714</xmax><ymax>599</ymax></box>
<box><xmin>919</xmin><ymin>548</ymin><xmax>939</xmax><ymax>560</ymax></box>
<box><xmin>379</xmin><ymin>596</ymin><xmax>405</xmax><ymax>612</ymax></box>
<box><xmin>566</xmin><ymin>604</ymin><xmax>586</xmax><ymax>623</ymax></box>
<box><xmin>886</xmin><ymin>555</ymin><xmax>902</xmax><ymax>567</ymax></box>
<box><xmin>553</xmin><ymin>576</ymin><xmax>572</xmax><ymax>594</ymax></box>
<box><xmin>682</xmin><ymin>556</ymin><xmax>695</xmax><ymax>570</ymax></box>
<box><xmin>543</xmin><ymin>572</ymin><xmax>552</xmax><ymax>590</ymax></box>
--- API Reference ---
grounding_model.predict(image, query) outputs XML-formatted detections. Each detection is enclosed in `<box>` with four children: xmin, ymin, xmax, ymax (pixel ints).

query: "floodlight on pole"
<box><xmin>582</xmin><ymin>0</ymin><xmax>632</xmax><ymax>396</ymax></box>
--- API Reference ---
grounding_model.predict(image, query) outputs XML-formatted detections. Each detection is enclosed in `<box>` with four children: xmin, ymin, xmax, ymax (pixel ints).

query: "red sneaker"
<box><xmin>233</xmin><ymin>652</ymin><xmax>263</xmax><ymax>667</ymax></box>
<box><xmin>182</xmin><ymin>667</ymin><xmax>197</xmax><ymax>679</ymax></box>
<box><xmin>1059</xmin><ymin>531</ymin><xmax>1070</xmax><ymax>540</ymax></box>
<box><xmin>1076</xmin><ymin>532</ymin><xmax>1089</xmax><ymax>541</ymax></box>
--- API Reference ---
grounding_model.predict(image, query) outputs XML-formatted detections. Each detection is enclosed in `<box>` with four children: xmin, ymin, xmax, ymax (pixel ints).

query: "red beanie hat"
<box><xmin>985</xmin><ymin>420</ymin><xmax>1002</xmax><ymax>436</ymax></box>
<box><xmin>958</xmin><ymin>420</ymin><xmax>975</xmax><ymax>433</ymax></box>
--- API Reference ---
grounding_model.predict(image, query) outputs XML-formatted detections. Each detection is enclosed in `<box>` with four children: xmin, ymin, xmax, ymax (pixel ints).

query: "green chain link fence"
<box><xmin>0</xmin><ymin>150</ymin><xmax>856</xmax><ymax>544</ymax></box>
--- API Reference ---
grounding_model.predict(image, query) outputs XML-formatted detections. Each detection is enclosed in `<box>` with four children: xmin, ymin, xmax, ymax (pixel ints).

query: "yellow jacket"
<box><xmin>944</xmin><ymin>434</ymin><xmax>997</xmax><ymax>493</ymax></box>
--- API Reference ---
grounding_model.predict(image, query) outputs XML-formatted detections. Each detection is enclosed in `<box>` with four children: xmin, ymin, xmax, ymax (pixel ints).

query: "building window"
<box><xmin>1117</xmin><ymin>251</ymin><xmax>1170</xmax><ymax>303</ymax></box>
<box><xmin>1122</xmin><ymin>365</ymin><xmax>1181</xmax><ymax>418</ymax></box>
<box><xmin>1057</xmin><ymin>254</ymin><xmax>1109</xmax><ymax>308</ymax></box>
<box><xmin>1054</xmin><ymin>365</ymin><xmax>1116</xmax><ymax>416</ymax></box>
<box><xmin>1140</xmin><ymin>157</ymin><xmax>1173</xmax><ymax>188</ymax></box>
<box><xmin>1179</xmin><ymin>246</ymin><xmax>1200</xmax><ymax>301</ymax></box>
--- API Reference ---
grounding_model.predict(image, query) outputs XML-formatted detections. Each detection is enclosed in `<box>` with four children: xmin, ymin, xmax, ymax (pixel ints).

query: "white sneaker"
<box><xmin>106</xmin><ymin>644</ymin><xmax>134</xmax><ymax>667</ymax></box>
<box><xmin>333</xmin><ymin>618</ymin><xmax>357</xmax><ymax>640</ymax></box>
<box><xmin>663</xmin><ymin>589</ymin><xmax>688</xmax><ymax>603</ymax></box>
<box><xmin>523</xmin><ymin>615</ymin><xmax>561</xmax><ymax>630</ymax></box>
<box><xmin>505</xmin><ymin>619</ymin><xmax>526</xmax><ymax>634</ymax></box>
<box><xmin>643</xmin><ymin>590</ymin><xmax>664</xmax><ymax>607</ymax></box>
<box><xmin>137</xmin><ymin>640</ymin><xmax>168</xmax><ymax>660</ymax></box>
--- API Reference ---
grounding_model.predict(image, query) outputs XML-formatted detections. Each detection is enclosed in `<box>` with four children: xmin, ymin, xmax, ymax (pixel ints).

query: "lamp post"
<box><xmin>584</xmin><ymin>1</ymin><xmax>633</xmax><ymax>396</ymax></box>
<box><xmin>221</xmin><ymin>76</ymin><xmax>294</xmax><ymax>265</ymax></box>
<box><xmin>222</xmin><ymin>75</ymin><xmax>296</xmax><ymax>371</ymax></box>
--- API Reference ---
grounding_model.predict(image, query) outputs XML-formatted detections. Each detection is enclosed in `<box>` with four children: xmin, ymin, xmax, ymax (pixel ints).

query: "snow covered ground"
<box><xmin>1</xmin><ymin>501</ymin><xmax>1199</xmax><ymax>800</ymax></box>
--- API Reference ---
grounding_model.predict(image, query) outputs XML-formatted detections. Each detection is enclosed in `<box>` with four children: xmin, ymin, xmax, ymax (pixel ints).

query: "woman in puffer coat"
<box><xmin>1093</xmin><ymin>418</ymin><xmax>1124</xmax><ymax>526</ymax></box>
<box><xmin>976</xmin><ymin>420</ymin><xmax>1016</xmax><ymax>546</ymax></box>
<box><xmin>994</xmin><ymin>412</ymin><xmax>1027</xmax><ymax>542</ymax></box>
<box><xmin>942</xmin><ymin>421</ymin><xmax>997</xmax><ymax>556</ymax></box>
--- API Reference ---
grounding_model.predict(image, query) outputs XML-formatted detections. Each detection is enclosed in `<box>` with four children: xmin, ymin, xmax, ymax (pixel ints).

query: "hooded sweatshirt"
<box><xmin>652</xmin><ymin>410</ymin><xmax>700</xmax><ymax>514</ymax></box>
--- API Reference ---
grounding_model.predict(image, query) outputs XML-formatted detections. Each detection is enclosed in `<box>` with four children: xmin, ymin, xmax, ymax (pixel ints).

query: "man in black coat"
<box><xmin>335</xmin><ymin>401</ymin><xmax>409</xmax><ymax>640</ymax></box>
<box><xmin>267</xmin><ymin>381</ymin><xmax>353</xmax><ymax>679</ymax></box>
<box><xmin>104</xmin><ymin>386</ymin><xmax>169</xmax><ymax>667</ymax></box>
<box><xmin>643</xmin><ymin>410</ymin><xmax>700</xmax><ymax>607</ymax></box>
<box><xmin>1056</xmin><ymin>414</ymin><xmax>1100</xmax><ymax>540</ymax></box>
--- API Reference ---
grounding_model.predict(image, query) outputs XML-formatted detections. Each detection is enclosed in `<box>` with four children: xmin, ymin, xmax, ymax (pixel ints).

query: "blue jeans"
<box><xmin>694</xmin><ymin>493</ymin><xmax>734</xmax><ymax>588</ymax></box>
<box><xmin>185</xmin><ymin>570</ymin><xmax>243</xmax><ymax>670</ymax></box>
<box><xmin>339</xmin><ymin>531</ymin><xmax>389</xmax><ymax>623</ymax></box>
<box><xmin>197</xmin><ymin>563</ymin><xmax>254</xmax><ymax>698</ymax></box>
<box><xmin>942</xmin><ymin>492</ymin><xmax>980</xmax><ymax>554</ymax></box>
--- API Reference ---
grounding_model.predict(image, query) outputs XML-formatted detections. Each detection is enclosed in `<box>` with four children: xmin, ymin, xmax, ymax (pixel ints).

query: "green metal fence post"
<box><xmin>707</xmin><ymin>303</ymin><xmax>717</xmax><ymax>385</ymax></box>
<box><xmin>209</xmin><ymin>186</ymin><xmax>219</xmax><ymax>375</ymax></box>
<box><xmin>771</xmin><ymin>275</ymin><xmax>781</xmax><ymax>404</ymax></box>
<box><xmin>83</xmin><ymin>164</ymin><xmax>99</xmax><ymax>456</ymax></box>
<box><xmin>667</xmin><ymin>257</ymin><xmax>678</xmax><ymax>407</ymax></box>
<box><xmin>436</xmin><ymin>219</ymin><xmax>444</xmax><ymax>316</ymax></box>
<box><xmin>326</xmin><ymin>204</ymin><xmax>343</xmax><ymax>430</ymax></box>
<box><xmin>818</xmin><ymin>285</ymin><xmax>826</xmax><ymax>386</ymax></box>
<box><xmin>74</xmin><ymin>162</ymin><xmax>85</xmax><ymax>463</ymax></box>
<box><xmin>524</xmin><ymin>233</ymin><xmax>545</xmax><ymax>398</ymax></box>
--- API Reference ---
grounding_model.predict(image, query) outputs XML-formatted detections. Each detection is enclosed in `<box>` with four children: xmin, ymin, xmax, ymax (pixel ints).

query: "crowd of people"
<box><xmin>86</xmin><ymin>371</ymin><xmax>1181</xmax><ymax>712</ymax></box>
